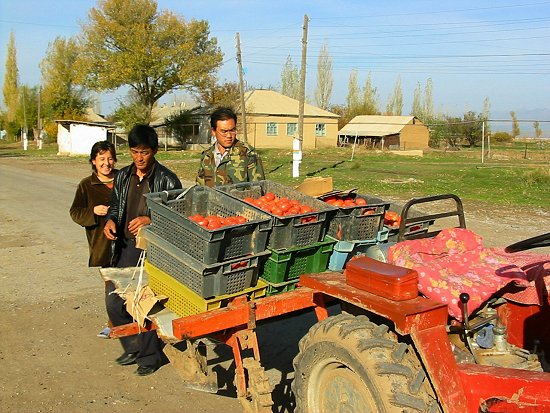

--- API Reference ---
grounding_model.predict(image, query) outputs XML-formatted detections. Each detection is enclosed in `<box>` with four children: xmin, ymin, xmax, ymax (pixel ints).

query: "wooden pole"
<box><xmin>295</xmin><ymin>14</ymin><xmax>309</xmax><ymax>177</ymax></box>
<box><xmin>236</xmin><ymin>33</ymin><xmax>248</xmax><ymax>143</ymax></box>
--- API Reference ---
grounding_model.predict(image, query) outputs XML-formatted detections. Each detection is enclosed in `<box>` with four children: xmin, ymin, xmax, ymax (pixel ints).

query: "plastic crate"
<box><xmin>144</xmin><ymin>187</ymin><xmax>272</xmax><ymax>264</ymax></box>
<box><xmin>142</xmin><ymin>227</ymin><xmax>269</xmax><ymax>298</ymax></box>
<box><xmin>260</xmin><ymin>236</ymin><xmax>337</xmax><ymax>283</ymax></box>
<box><xmin>216</xmin><ymin>180</ymin><xmax>337</xmax><ymax>250</ymax></box>
<box><xmin>320</xmin><ymin>193</ymin><xmax>389</xmax><ymax>242</ymax></box>
<box><xmin>260</xmin><ymin>278</ymin><xmax>299</xmax><ymax>297</ymax></box>
<box><xmin>146</xmin><ymin>261</ymin><xmax>267</xmax><ymax>317</ymax></box>
<box><xmin>327</xmin><ymin>232</ymin><xmax>388</xmax><ymax>271</ymax></box>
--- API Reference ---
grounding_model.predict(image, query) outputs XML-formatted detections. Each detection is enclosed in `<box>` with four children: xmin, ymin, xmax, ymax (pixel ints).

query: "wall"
<box><xmin>57</xmin><ymin>123</ymin><xmax>107</xmax><ymax>155</ymax></box>
<box><xmin>244</xmin><ymin>115</ymin><xmax>338</xmax><ymax>149</ymax></box>
<box><xmin>400</xmin><ymin>122</ymin><xmax>429</xmax><ymax>150</ymax></box>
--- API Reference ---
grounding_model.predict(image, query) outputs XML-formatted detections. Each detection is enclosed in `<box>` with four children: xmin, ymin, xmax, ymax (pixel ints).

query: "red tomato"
<box><xmin>300</xmin><ymin>205</ymin><xmax>313</xmax><ymax>214</ymax></box>
<box><xmin>243</xmin><ymin>197</ymin><xmax>255</xmax><ymax>204</ymax></box>
<box><xmin>264</xmin><ymin>192</ymin><xmax>275</xmax><ymax>201</ymax></box>
<box><xmin>355</xmin><ymin>197</ymin><xmax>367</xmax><ymax>205</ymax></box>
<box><xmin>271</xmin><ymin>207</ymin><xmax>283</xmax><ymax>216</ymax></box>
<box><xmin>235</xmin><ymin>216</ymin><xmax>247</xmax><ymax>224</ymax></box>
<box><xmin>333</xmin><ymin>199</ymin><xmax>345</xmax><ymax>207</ymax></box>
<box><xmin>287</xmin><ymin>206</ymin><xmax>301</xmax><ymax>215</ymax></box>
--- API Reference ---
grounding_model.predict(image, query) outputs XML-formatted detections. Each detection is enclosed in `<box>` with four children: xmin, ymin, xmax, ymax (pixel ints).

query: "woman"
<box><xmin>70</xmin><ymin>140</ymin><xmax>118</xmax><ymax>267</ymax></box>
<box><xmin>70</xmin><ymin>140</ymin><xmax>117</xmax><ymax>338</ymax></box>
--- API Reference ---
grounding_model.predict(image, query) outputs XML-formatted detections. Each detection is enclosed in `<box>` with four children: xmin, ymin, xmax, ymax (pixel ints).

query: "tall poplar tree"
<box><xmin>411</xmin><ymin>82</ymin><xmax>423</xmax><ymax>119</ymax></box>
<box><xmin>280</xmin><ymin>55</ymin><xmax>300</xmax><ymax>99</ymax></box>
<box><xmin>386</xmin><ymin>76</ymin><xmax>403</xmax><ymax>115</ymax></box>
<box><xmin>424</xmin><ymin>78</ymin><xmax>433</xmax><ymax>121</ymax></box>
<box><xmin>510</xmin><ymin>111</ymin><xmax>520</xmax><ymax>139</ymax></box>
<box><xmin>346</xmin><ymin>70</ymin><xmax>361</xmax><ymax>115</ymax></box>
<box><xmin>362</xmin><ymin>72</ymin><xmax>378</xmax><ymax>115</ymax></box>
<box><xmin>3</xmin><ymin>32</ymin><xmax>19</xmax><ymax>125</ymax></box>
<box><xmin>314</xmin><ymin>44</ymin><xmax>333</xmax><ymax>109</ymax></box>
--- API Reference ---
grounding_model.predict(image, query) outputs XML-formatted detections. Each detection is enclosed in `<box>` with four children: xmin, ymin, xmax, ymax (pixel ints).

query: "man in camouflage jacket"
<box><xmin>196</xmin><ymin>107</ymin><xmax>265</xmax><ymax>187</ymax></box>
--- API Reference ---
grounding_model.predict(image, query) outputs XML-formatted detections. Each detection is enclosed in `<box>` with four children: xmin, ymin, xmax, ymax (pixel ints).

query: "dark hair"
<box><xmin>128</xmin><ymin>124</ymin><xmax>159</xmax><ymax>150</ymax></box>
<box><xmin>210</xmin><ymin>107</ymin><xmax>237</xmax><ymax>129</ymax></box>
<box><xmin>89</xmin><ymin>140</ymin><xmax>117</xmax><ymax>171</ymax></box>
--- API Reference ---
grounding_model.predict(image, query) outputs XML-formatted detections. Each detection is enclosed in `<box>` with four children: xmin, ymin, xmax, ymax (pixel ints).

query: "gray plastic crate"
<box><xmin>216</xmin><ymin>180</ymin><xmax>337</xmax><ymax>250</ymax></box>
<box><xmin>142</xmin><ymin>227</ymin><xmax>269</xmax><ymax>298</ymax></box>
<box><xmin>144</xmin><ymin>187</ymin><xmax>272</xmax><ymax>264</ymax></box>
<box><xmin>320</xmin><ymin>193</ymin><xmax>389</xmax><ymax>241</ymax></box>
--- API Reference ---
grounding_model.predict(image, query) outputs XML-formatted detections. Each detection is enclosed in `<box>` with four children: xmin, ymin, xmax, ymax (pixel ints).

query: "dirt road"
<box><xmin>0</xmin><ymin>156</ymin><xmax>548</xmax><ymax>413</ymax></box>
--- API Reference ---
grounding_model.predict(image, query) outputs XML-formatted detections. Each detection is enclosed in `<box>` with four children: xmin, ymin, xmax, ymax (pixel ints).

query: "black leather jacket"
<box><xmin>106</xmin><ymin>160</ymin><xmax>182</xmax><ymax>230</ymax></box>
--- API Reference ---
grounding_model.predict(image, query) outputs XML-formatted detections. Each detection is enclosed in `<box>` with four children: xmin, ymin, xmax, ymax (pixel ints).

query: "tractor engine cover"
<box><xmin>344</xmin><ymin>255</ymin><xmax>419</xmax><ymax>301</ymax></box>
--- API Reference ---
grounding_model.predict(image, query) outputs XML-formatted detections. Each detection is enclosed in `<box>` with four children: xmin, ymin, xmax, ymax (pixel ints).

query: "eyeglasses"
<box><xmin>217</xmin><ymin>128</ymin><xmax>237</xmax><ymax>136</ymax></box>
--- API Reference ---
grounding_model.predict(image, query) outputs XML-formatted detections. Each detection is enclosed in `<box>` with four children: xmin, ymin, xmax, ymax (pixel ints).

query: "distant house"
<box><xmin>338</xmin><ymin>115</ymin><xmax>429</xmax><ymax>150</ymax></box>
<box><xmin>240</xmin><ymin>90</ymin><xmax>340</xmax><ymax>149</ymax></box>
<box><xmin>150</xmin><ymin>101</ymin><xmax>212</xmax><ymax>149</ymax></box>
<box><xmin>56</xmin><ymin>109</ymin><xmax>116</xmax><ymax>156</ymax></box>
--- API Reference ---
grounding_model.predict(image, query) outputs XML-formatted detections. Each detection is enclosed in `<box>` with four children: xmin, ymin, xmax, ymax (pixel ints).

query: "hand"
<box><xmin>104</xmin><ymin>220</ymin><xmax>117</xmax><ymax>240</ymax></box>
<box><xmin>94</xmin><ymin>205</ymin><xmax>110</xmax><ymax>216</ymax></box>
<box><xmin>128</xmin><ymin>216</ymin><xmax>151</xmax><ymax>236</ymax></box>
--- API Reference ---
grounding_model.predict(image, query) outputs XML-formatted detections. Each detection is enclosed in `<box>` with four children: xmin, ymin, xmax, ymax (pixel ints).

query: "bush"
<box><xmin>492</xmin><ymin>131</ymin><xmax>513</xmax><ymax>143</ymax></box>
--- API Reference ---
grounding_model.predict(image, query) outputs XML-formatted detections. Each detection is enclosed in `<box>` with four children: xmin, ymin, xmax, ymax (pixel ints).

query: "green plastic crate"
<box><xmin>260</xmin><ymin>236</ymin><xmax>337</xmax><ymax>283</ymax></box>
<box><xmin>261</xmin><ymin>278</ymin><xmax>299</xmax><ymax>296</ymax></box>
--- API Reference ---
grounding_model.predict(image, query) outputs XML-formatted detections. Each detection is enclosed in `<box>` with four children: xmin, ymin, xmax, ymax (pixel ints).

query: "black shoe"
<box><xmin>135</xmin><ymin>365</ymin><xmax>158</xmax><ymax>376</ymax></box>
<box><xmin>115</xmin><ymin>352</ymin><xmax>139</xmax><ymax>366</ymax></box>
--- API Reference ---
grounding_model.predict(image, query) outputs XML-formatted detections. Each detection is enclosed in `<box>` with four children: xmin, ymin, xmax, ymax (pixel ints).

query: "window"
<box><xmin>287</xmin><ymin>123</ymin><xmax>297</xmax><ymax>136</ymax></box>
<box><xmin>266</xmin><ymin>122</ymin><xmax>278</xmax><ymax>136</ymax></box>
<box><xmin>315</xmin><ymin>123</ymin><xmax>326</xmax><ymax>137</ymax></box>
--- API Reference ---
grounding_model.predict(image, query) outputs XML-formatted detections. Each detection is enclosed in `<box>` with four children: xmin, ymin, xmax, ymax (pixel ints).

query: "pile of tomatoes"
<box><xmin>242</xmin><ymin>191</ymin><xmax>318</xmax><ymax>221</ymax></box>
<box><xmin>322</xmin><ymin>195</ymin><xmax>368</xmax><ymax>207</ymax></box>
<box><xmin>188</xmin><ymin>214</ymin><xmax>248</xmax><ymax>230</ymax></box>
<box><xmin>384</xmin><ymin>211</ymin><xmax>402</xmax><ymax>228</ymax></box>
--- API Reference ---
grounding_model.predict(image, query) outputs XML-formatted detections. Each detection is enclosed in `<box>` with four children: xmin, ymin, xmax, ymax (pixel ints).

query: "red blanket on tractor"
<box><xmin>388</xmin><ymin>228</ymin><xmax>550</xmax><ymax>320</ymax></box>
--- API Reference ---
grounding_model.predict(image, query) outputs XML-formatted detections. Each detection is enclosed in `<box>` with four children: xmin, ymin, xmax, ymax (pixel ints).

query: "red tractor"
<box><xmin>108</xmin><ymin>194</ymin><xmax>550</xmax><ymax>412</ymax></box>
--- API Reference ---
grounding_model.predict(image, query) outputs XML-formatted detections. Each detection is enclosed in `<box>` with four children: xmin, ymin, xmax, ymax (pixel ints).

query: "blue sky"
<box><xmin>1</xmin><ymin>0</ymin><xmax>550</xmax><ymax>132</ymax></box>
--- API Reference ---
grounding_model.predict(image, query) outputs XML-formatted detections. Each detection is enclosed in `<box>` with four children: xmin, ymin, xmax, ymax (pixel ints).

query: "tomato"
<box><xmin>264</xmin><ymin>192</ymin><xmax>275</xmax><ymax>201</ymax></box>
<box><xmin>243</xmin><ymin>197</ymin><xmax>255</xmax><ymax>204</ymax></box>
<box><xmin>333</xmin><ymin>199</ymin><xmax>344</xmax><ymax>207</ymax></box>
<box><xmin>323</xmin><ymin>196</ymin><xmax>337</xmax><ymax>203</ymax></box>
<box><xmin>271</xmin><ymin>207</ymin><xmax>283</xmax><ymax>216</ymax></box>
<box><xmin>207</xmin><ymin>221</ymin><xmax>221</xmax><ymax>230</ymax></box>
<box><xmin>287</xmin><ymin>206</ymin><xmax>301</xmax><ymax>215</ymax></box>
<box><xmin>343</xmin><ymin>199</ymin><xmax>356</xmax><ymax>207</ymax></box>
<box><xmin>235</xmin><ymin>216</ymin><xmax>247</xmax><ymax>224</ymax></box>
<box><xmin>355</xmin><ymin>197</ymin><xmax>367</xmax><ymax>206</ymax></box>
<box><xmin>299</xmin><ymin>205</ymin><xmax>313</xmax><ymax>214</ymax></box>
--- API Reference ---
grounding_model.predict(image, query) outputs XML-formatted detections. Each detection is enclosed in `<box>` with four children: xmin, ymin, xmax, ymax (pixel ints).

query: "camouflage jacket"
<box><xmin>196</xmin><ymin>140</ymin><xmax>265</xmax><ymax>187</ymax></box>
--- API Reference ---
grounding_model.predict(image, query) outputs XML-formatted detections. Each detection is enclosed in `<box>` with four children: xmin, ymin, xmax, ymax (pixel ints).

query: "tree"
<box><xmin>443</xmin><ymin>115</ymin><xmax>463</xmax><ymax>148</ymax></box>
<box><xmin>280</xmin><ymin>55</ymin><xmax>300</xmax><ymax>99</ymax></box>
<box><xmin>3</xmin><ymin>32</ymin><xmax>19</xmax><ymax>135</ymax></box>
<box><xmin>534</xmin><ymin>121</ymin><xmax>542</xmax><ymax>139</ymax></box>
<box><xmin>462</xmin><ymin>111</ymin><xmax>483</xmax><ymax>147</ymax></box>
<box><xmin>17</xmin><ymin>85</ymin><xmax>40</xmax><ymax>137</ymax></box>
<box><xmin>411</xmin><ymin>82</ymin><xmax>423</xmax><ymax>119</ymax></box>
<box><xmin>78</xmin><ymin>0</ymin><xmax>222</xmax><ymax>119</ymax></box>
<box><xmin>164</xmin><ymin>107</ymin><xmax>202</xmax><ymax>146</ymax></box>
<box><xmin>111</xmin><ymin>90</ymin><xmax>151</xmax><ymax>131</ymax></box>
<box><xmin>424</xmin><ymin>78</ymin><xmax>433</xmax><ymax>121</ymax></box>
<box><xmin>510</xmin><ymin>111</ymin><xmax>520</xmax><ymax>139</ymax></box>
<box><xmin>385</xmin><ymin>76</ymin><xmax>403</xmax><ymax>115</ymax></box>
<box><xmin>346</xmin><ymin>70</ymin><xmax>361</xmax><ymax>116</ymax></box>
<box><xmin>362</xmin><ymin>72</ymin><xmax>378</xmax><ymax>115</ymax></box>
<box><xmin>314</xmin><ymin>44</ymin><xmax>333</xmax><ymax>110</ymax></box>
<box><xmin>196</xmin><ymin>81</ymin><xmax>240</xmax><ymax>108</ymax></box>
<box><xmin>40</xmin><ymin>36</ymin><xmax>89</xmax><ymax>120</ymax></box>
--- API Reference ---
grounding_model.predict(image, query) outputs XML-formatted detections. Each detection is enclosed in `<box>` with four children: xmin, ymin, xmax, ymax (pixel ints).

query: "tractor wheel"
<box><xmin>292</xmin><ymin>313</ymin><xmax>441</xmax><ymax>413</ymax></box>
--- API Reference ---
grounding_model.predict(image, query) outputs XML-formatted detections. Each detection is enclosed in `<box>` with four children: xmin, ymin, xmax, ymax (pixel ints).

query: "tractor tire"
<box><xmin>292</xmin><ymin>313</ymin><xmax>441</xmax><ymax>413</ymax></box>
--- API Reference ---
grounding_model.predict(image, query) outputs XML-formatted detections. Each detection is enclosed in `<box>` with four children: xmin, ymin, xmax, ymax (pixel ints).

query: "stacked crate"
<box><xmin>216</xmin><ymin>180</ymin><xmax>338</xmax><ymax>295</ymax></box>
<box><xmin>142</xmin><ymin>186</ymin><xmax>272</xmax><ymax>317</ymax></box>
<box><xmin>319</xmin><ymin>193</ymin><xmax>390</xmax><ymax>271</ymax></box>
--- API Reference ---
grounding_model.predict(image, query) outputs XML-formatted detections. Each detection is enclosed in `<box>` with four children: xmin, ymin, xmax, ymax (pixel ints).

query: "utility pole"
<box><xmin>236</xmin><ymin>32</ymin><xmax>248</xmax><ymax>143</ymax></box>
<box><xmin>22</xmin><ymin>89</ymin><xmax>28</xmax><ymax>151</ymax></box>
<box><xmin>294</xmin><ymin>14</ymin><xmax>309</xmax><ymax>178</ymax></box>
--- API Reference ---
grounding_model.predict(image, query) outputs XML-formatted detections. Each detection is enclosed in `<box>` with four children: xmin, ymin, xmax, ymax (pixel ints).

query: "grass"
<box><xmin>1</xmin><ymin>141</ymin><xmax>549</xmax><ymax>210</ymax></box>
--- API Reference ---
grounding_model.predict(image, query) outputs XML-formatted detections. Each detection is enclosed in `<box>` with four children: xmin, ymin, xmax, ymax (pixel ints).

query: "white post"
<box><xmin>292</xmin><ymin>137</ymin><xmax>302</xmax><ymax>177</ymax></box>
<box><xmin>351</xmin><ymin>125</ymin><xmax>358</xmax><ymax>161</ymax></box>
<box><xmin>481</xmin><ymin>121</ymin><xmax>485</xmax><ymax>164</ymax></box>
<box><xmin>23</xmin><ymin>131</ymin><xmax>28</xmax><ymax>151</ymax></box>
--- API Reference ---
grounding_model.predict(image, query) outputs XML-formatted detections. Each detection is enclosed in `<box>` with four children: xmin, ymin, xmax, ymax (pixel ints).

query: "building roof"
<box><xmin>338</xmin><ymin>115</ymin><xmax>422</xmax><ymax>137</ymax></box>
<box><xmin>243</xmin><ymin>89</ymin><xmax>339</xmax><ymax>118</ymax></box>
<box><xmin>150</xmin><ymin>100</ymin><xmax>205</xmax><ymax>126</ymax></box>
<box><xmin>54</xmin><ymin>108</ymin><xmax>115</xmax><ymax>127</ymax></box>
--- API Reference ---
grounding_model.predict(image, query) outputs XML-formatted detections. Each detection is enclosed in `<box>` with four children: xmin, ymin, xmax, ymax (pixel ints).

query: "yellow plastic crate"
<box><xmin>145</xmin><ymin>261</ymin><xmax>267</xmax><ymax>317</ymax></box>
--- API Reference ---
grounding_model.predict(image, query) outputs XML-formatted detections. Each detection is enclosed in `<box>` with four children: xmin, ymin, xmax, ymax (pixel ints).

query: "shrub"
<box><xmin>492</xmin><ymin>131</ymin><xmax>513</xmax><ymax>143</ymax></box>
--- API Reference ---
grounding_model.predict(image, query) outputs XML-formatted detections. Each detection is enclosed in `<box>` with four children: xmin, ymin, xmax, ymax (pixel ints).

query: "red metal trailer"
<box><xmin>107</xmin><ymin>196</ymin><xmax>550</xmax><ymax>413</ymax></box>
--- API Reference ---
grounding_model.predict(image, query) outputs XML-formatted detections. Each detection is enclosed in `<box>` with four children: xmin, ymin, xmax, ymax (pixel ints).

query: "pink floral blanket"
<box><xmin>388</xmin><ymin>228</ymin><xmax>550</xmax><ymax>320</ymax></box>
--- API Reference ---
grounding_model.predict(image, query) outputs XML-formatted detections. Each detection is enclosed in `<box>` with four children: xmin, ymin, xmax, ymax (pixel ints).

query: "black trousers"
<box><xmin>105</xmin><ymin>238</ymin><xmax>164</xmax><ymax>369</ymax></box>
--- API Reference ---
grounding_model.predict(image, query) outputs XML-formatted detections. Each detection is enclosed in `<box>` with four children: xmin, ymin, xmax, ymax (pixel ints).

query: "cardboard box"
<box><xmin>295</xmin><ymin>177</ymin><xmax>333</xmax><ymax>197</ymax></box>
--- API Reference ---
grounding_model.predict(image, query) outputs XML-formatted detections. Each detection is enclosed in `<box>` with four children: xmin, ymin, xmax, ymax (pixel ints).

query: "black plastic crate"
<box><xmin>216</xmin><ymin>180</ymin><xmax>337</xmax><ymax>250</ymax></box>
<box><xmin>144</xmin><ymin>187</ymin><xmax>272</xmax><ymax>264</ymax></box>
<box><xmin>142</xmin><ymin>227</ymin><xmax>269</xmax><ymax>298</ymax></box>
<box><xmin>319</xmin><ymin>193</ymin><xmax>389</xmax><ymax>241</ymax></box>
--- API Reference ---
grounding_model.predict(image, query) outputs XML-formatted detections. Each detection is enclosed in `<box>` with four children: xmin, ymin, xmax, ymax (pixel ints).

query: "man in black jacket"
<box><xmin>104</xmin><ymin>124</ymin><xmax>182</xmax><ymax>376</ymax></box>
